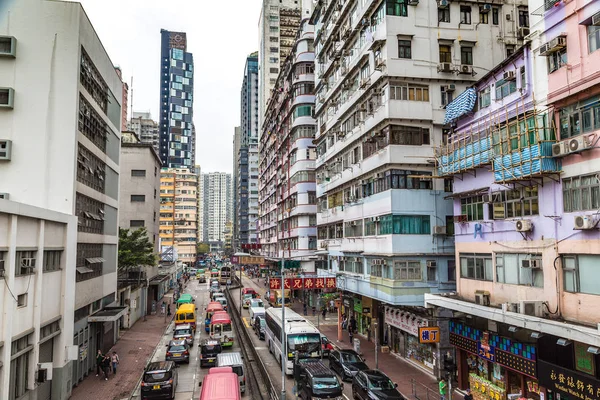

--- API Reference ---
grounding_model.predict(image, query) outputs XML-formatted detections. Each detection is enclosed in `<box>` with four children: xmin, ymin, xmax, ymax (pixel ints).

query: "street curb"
<box><xmin>126</xmin><ymin>315</ymin><xmax>175</xmax><ymax>400</ymax></box>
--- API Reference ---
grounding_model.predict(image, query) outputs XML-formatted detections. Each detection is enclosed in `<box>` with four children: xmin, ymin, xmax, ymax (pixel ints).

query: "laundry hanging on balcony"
<box><xmin>444</xmin><ymin>88</ymin><xmax>477</xmax><ymax>125</ymax></box>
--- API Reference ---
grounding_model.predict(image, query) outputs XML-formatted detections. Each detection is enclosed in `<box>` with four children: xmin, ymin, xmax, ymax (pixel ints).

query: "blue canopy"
<box><xmin>444</xmin><ymin>88</ymin><xmax>477</xmax><ymax>124</ymax></box>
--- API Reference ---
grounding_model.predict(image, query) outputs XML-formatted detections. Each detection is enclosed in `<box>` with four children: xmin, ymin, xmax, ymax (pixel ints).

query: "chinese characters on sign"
<box><xmin>419</xmin><ymin>327</ymin><xmax>441</xmax><ymax>343</ymax></box>
<box><xmin>269</xmin><ymin>277</ymin><xmax>337</xmax><ymax>290</ymax></box>
<box><xmin>383</xmin><ymin>306</ymin><xmax>428</xmax><ymax>336</ymax></box>
<box><xmin>539</xmin><ymin>360</ymin><xmax>600</xmax><ymax>400</ymax></box>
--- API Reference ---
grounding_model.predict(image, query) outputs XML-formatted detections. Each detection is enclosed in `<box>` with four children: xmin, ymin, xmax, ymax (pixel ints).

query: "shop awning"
<box><xmin>87</xmin><ymin>307</ymin><xmax>128</xmax><ymax>323</ymax></box>
<box><xmin>444</xmin><ymin>187</ymin><xmax>489</xmax><ymax>199</ymax></box>
<box><xmin>86</xmin><ymin>257</ymin><xmax>105</xmax><ymax>264</ymax></box>
<box><xmin>149</xmin><ymin>274</ymin><xmax>170</xmax><ymax>285</ymax></box>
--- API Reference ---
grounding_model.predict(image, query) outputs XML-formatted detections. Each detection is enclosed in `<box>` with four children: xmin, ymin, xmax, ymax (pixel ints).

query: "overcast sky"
<box><xmin>76</xmin><ymin>0</ymin><xmax>263</xmax><ymax>174</ymax></box>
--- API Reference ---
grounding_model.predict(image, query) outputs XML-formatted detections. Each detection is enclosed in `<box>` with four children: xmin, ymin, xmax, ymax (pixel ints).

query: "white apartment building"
<box><xmin>0</xmin><ymin>0</ymin><xmax>126</xmax><ymax>394</ymax></box>
<box><xmin>259</xmin><ymin>15</ymin><xmax>318</xmax><ymax>270</ymax></box>
<box><xmin>311</xmin><ymin>0</ymin><xmax>526</xmax><ymax>373</ymax></box>
<box><xmin>199</xmin><ymin>172</ymin><xmax>232</xmax><ymax>245</ymax></box>
<box><xmin>129</xmin><ymin>111</ymin><xmax>160</xmax><ymax>154</ymax></box>
<box><xmin>258</xmin><ymin>0</ymin><xmax>303</xmax><ymax>128</ymax></box>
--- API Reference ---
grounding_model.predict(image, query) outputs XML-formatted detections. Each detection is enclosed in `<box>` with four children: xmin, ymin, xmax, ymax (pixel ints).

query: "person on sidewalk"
<box><xmin>464</xmin><ymin>388</ymin><xmax>473</xmax><ymax>400</ymax></box>
<box><xmin>321</xmin><ymin>307</ymin><xmax>327</xmax><ymax>320</ymax></box>
<box><xmin>167</xmin><ymin>304</ymin><xmax>172</xmax><ymax>317</ymax></box>
<box><xmin>350</xmin><ymin>315</ymin><xmax>357</xmax><ymax>334</ymax></box>
<box><xmin>439</xmin><ymin>377</ymin><xmax>448</xmax><ymax>400</ymax></box>
<box><xmin>111</xmin><ymin>351</ymin><xmax>120</xmax><ymax>375</ymax></box>
<box><xmin>329</xmin><ymin>299</ymin><xmax>335</xmax><ymax>313</ymax></box>
<box><xmin>102</xmin><ymin>354</ymin><xmax>111</xmax><ymax>380</ymax></box>
<box><xmin>95</xmin><ymin>350</ymin><xmax>104</xmax><ymax>376</ymax></box>
<box><xmin>303</xmin><ymin>303</ymin><xmax>308</xmax><ymax>316</ymax></box>
<box><xmin>342</xmin><ymin>315</ymin><xmax>348</xmax><ymax>330</ymax></box>
<box><xmin>349</xmin><ymin>326</ymin><xmax>354</xmax><ymax>346</ymax></box>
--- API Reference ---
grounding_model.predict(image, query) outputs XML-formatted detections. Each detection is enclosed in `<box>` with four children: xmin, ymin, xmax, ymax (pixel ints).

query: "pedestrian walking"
<box><xmin>342</xmin><ymin>315</ymin><xmax>348</xmax><ymax>330</ymax></box>
<box><xmin>329</xmin><ymin>299</ymin><xmax>335</xmax><ymax>313</ymax></box>
<box><xmin>161</xmin><ymin>301</ymin><xmax>166</xmax><ymax>315</ymax></box>
<box><xmin>439</xmin><ymin>378</ymin><xmax>448</xmax><ymax>400</ymax></box>
<box><xmin>349</xmin><ymin>327</ymin><xmax>354</xmax><ymax>345</ymax></box>
<box><xmin>350</xmin><ymin>315</ymin><xmax>357</xmax><ymax>333</ymax></box>
<box><xmin>95</xmin><ymin>350</ymin><xmax>104</xmax><ymax>376</ymax></box>
<box><xmin>111</xmin><ymin>351</ymin><xmax>120</xmax><ymax>375</ymax></box>
<box><xmin>102</xmin><ymin>354</ymin><xmax>111</xmax><ymax>380</ymax></box>
<box><xmin>167</xmin><ymin>304</ymin><xmax>172</xmax><ymax>317</ymax></box>
<box><xmin>303</xmin><ymin>303</ymin><xmax>308</xmax><ymax>316</ymax></box>
<box><xmin>321</xmin><ymin>307</ymin><xmax>327</xmax><ymax>320</ymax></box>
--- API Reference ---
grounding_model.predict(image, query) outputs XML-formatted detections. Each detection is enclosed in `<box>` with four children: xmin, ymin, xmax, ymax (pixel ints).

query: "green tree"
<box><xmin>118</xmin><ymin>228</ymin><xmax>157</xmax><ymax>272</ymax></box>
<box><xmin>197</xmin><ymin>242</ymin><xmax>210</xmax><ymax>255</ymax></box>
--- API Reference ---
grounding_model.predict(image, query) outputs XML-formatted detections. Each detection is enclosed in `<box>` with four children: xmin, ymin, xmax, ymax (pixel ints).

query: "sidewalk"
<box><xmin>70</xmin><ymin>312</ymin><xmax>173</xmax><ymax>400</ymax></box>
<box><xmin>288</xmin><ymin>301</ymin><xmax>462</xmax><ymax>400</ymax></box>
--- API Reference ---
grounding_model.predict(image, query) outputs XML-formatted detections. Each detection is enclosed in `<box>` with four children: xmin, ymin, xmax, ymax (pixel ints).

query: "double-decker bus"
<box><xmin>264</xmin><ymin>307</ymin><xmax>322</xmax><ymax>375</ymax></box>
<box><xmin>219</xmin><ymin>265</ymin><xmax>232</xmax><ymax>285</ymax></box>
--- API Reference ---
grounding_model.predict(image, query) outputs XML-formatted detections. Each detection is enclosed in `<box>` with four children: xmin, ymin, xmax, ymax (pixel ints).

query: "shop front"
<box><xmin>449</xmin><ymin>321</ymin><xmax>538</xmax><ymax>400</ymax></box>
<box><xmin>384</xmin><ymin>306</ymin><xmax>435</xmax><ymax>373</ymax></box>
<box><xmin>538</xmin><ymin>359</ymin><xmax>600</xmax><ymax>400</ymax></box>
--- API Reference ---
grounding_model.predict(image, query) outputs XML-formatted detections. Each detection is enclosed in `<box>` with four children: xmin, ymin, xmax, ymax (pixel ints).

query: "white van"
<box><xmin>216</xmin><ymin>352</ymin><xmax>246</xmax><ymax>393</ymax></box>
<box><xmin>249</xmin><ymin>307</ymin><xmax>265</xmax><ymax>326</ymax></box>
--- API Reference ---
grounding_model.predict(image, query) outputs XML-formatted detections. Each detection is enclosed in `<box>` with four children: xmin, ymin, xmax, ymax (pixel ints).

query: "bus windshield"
<box><xmin>287</xmin><ymin>333</ymin><xmax>321</xmax><ymax>355</ymax></box>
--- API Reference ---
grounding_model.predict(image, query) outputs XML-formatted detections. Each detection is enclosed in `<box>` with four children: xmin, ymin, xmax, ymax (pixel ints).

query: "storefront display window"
<box><xmin>407</xmin><ymin>335</ymin><xmax>434</xmax><ymax>370</ymax></box>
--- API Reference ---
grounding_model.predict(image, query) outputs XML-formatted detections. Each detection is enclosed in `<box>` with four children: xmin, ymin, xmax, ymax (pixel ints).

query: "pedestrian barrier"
<box><xmin>226</xmin><ymin>277</ymin><xmax>277</xmax><ymax>400</ymax></box>
<box><xmin>411</xmin><ymin>378</ymin><xmax>441</xmax><ymax>400</ymax></box>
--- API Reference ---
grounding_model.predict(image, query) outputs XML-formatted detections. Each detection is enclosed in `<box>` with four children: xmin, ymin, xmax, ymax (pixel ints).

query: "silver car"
<box><xmin>173</xmin><ymin>324</ymin><xmax>194</xmax><ymax>346</ymax></box>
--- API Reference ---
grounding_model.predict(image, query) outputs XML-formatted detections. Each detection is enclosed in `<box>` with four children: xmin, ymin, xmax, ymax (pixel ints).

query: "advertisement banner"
<box><xmin>268</xmin><ymin>277</ymin><xmax>337</xmax><ymax>291</ymax></box>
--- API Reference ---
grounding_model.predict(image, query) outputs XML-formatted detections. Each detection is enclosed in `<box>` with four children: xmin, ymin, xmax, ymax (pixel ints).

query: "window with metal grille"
<box><xmin>80</xmin><ymin>48</ymin><xmax>108</xmax><ymax>112</ymax></box>
<box><xmin>76</xmin><ymin>193</ymin><xmax>105</xmax><ymax>234</ymax></box>
<box><xmin>10</xmin><ymin>334</ymin><xmax>33</xmax><ymax>399</ymax></box>
<box><xmin>15</xmin><ymin>250</ymin><xmax>36</xmax><ymax>276</ymax></box>
<box><xmin>76</xmin><ymin>243</ymin><xmax>103</xmax><ymax>282</ymax></box>
<box><xmin>78</xmin><ymin>94</ymin><xmax>108</xmax><ymax>152</ymax></box>
<box><xmin>76</xmin><ymin>145</ymin><xmax>106</xmax><ymax>193</ymax></box>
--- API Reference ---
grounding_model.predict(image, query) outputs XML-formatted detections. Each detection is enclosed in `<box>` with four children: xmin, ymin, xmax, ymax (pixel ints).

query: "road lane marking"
<box><xmin>242</xmin><ymin>317</ymin><xmax>250</xmax><ymax>328</ymax></box>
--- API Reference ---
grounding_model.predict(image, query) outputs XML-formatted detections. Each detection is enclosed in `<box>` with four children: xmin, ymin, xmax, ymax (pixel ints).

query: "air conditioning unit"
<box><xmin>438</xmin><ymin>62</ymin><xmax>452</xmax><ymax>73</ymax></box>
<box><xmin>592</xmin><ymin>11</ymin><xmax>600</xmax><ymax>26</ymax></box>
<box><xmin>518</xmin><ymin>300</ymin><xmax>544</xmax><ymax>317</ymax></box>
<box><xmin>0</xmin><ymin>260</ymin><xmax>5</xmax><ymax>276</ymax></box>
<box><xmin>521</xmin><ymin>259</ymin><xmax>541</xmax><ymax>269</ymax></box>
<box><xmin>517</xmin><ymin>27</ymin><xmax>530</xmax><ymax>39</ymax></box>
<box><xmin>21</xmin><ymin>258</ymin><xmax>36</xmax><ymax>269</ymax></box>
<box><xmin>538</xmin><ymin>43</ymin><xmax>550</xmax><ymax>56</ymax></box>
<box><xmin>552</xmin><ymin>142</ymin><xmax>566</xmax><ymax>157</ymax></box>
<box><xmin>574</xmin><ymin>215</ymin><xmax>597</xmax><ymax>230</ymax></box>
<box><xmin>438</xmin><ymin>0</ymin><xmax>450</xmax><ymax>9</ymax></box>
<box><xmin>516</xmin><ymin>219</ymin><xmax>533</xmax><ymax>232</ymax></box>
<box><xmin>474</xmin><ymin>290</ymin><xmax>490</xmax><ymax>306</ymax></box>
<box><xmin>408</xmin><ymin>0</ymin><xmax>419</xmax><ymax>4</ymax></box>
<box><xmin>443</xmin><ymin>84</ymin><xmax>456</xmax><ymax>92</ymax></box>
<box><xmin>0</xmin><ymin>193</ymin><xmax>8</xmax><ymax>200</ymax></box>
<box><xmin>502</xmin><ymin>302</ymin><xmax>518</xmax><ymax>313</ymax></box>
<box><xmin>360</xmin><ymin>78</ymin><xmax>370</xmax><ymax>89</ymax></box>
<box><xmin>373</xmin><ymin>216</ymin><xmax>381</xmax><ymax>222</ymax></box>
<box><xmin>567</xmin><ymin>136</ymin><xmax>592</xmax><ymax>154</ymax></box>
<box><xmin>503</xmin><ymin>71</ymin><xmax>516</xmax><ymax>81</ymax></box>
<box><xmin>0</xmin><ymin>88</ymin><xmax>14</xmax><ymax>109</ymax></box>
<box><xmin>460</xmin><ymin>65</ymin><xmax>473</xmax><ymax>75</ymax></box>
<box><xmin>480</xmin><ymin>4</ymin><xmax>492</xmax><ymax>13</ymax></box>
<box><xmin>0</xmin><ymin>139</ymin><xmax>12</xmax><ymax>161</ymax></box>
<box><xmin>482</xmin><ymin>194</ymin><xmax>492</xmax><ymax>203</ymax></box>
<box><xmin>0</xmin><ymin>36</ymin><xmax>17</xmax><ymax>58</ymax></box>
<box><xmin>540</xmin><ymin>36</ymin><xmax>566</xmax><ymax>56</ymax></box>
<box><xmin>433</xmin><ymin>225</ymin><xmax>447</xmax><ymax>235</ymax></box>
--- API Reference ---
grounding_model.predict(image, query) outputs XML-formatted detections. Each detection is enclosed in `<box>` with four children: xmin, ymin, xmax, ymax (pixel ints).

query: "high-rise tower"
<box><xmin>159</xmin><ymin>29</ymin><xmax>194</xmax><ymax>168</ymax></box>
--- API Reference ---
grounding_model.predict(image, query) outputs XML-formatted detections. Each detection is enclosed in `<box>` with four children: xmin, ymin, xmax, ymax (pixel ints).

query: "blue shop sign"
<box><xmin>478</xmin><ymin>341</ymin><xmax>496</xmax><ymax>362</ymax></box>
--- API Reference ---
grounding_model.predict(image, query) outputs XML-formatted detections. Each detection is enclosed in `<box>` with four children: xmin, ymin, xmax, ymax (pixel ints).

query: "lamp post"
<box><xmin>280</xmin><ymin>242</ymin><xmax>286</xmax><ymax>400</ymax></box>
<box><xmin>374</xmin><ymin>318</ymin><xmax>379</xmax><ymax>369</ymax></box>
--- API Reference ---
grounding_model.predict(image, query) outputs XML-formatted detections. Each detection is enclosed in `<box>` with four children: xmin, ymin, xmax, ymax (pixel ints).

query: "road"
<box><xmin>229</xmin><ymin>273</ymin><xmax>355</xmax><ymax>400</ymax></box>
<box><xmin>130</xmin><ymin>278</ymin><xmax>249</xmax><ymax>400</ymax></box>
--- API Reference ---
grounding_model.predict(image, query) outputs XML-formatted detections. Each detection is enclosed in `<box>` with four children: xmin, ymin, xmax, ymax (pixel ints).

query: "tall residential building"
<box><xmin>159</xmin><ymin>168</ymin><xmax>198</xmax><ymax>267</ymax></box>
<box><xmin>259</xmin><ymin>16</ymin><xmax>317</xmax><ymax>269</ymax></box>
<box><xmin>237</xmin><ymin>52</ymin><xmax>260</xmax><ymax>246</ymax></box>
<box><xmin>311</xmin><ymin>0</ymin><xmax>526</xmax><ymax>377</ymax></box>
<box><xmin>114</xmin><ymin>66</ymin><xmax>128</xmax><ymax>130</ymax></box>
<box><xmin>258</xmin><ymin>0</ymin><xmax>302</xmax><ymax>128</ymax></box>
<box><xmin>232</xmin><ymin>126</ymin><xmax>241</xmax><ymax>248</ymax></box>
<box><xmin>158</xmin><ymin>29</ymin><xmax>195</xmax><ymax>168</ymax></box>
<box><xmin>0</xmin><ymin>0</ymin><xmax>124</xmax><ymax>396</ymax></box>
<box><xmin>199</xmin><ymin>172</ymin><xmax>232</xmax><ymax>245</ymax></box>
<box><xmin>427</xmin><ymin>0</ymin><xmax>600</xmax><ymax>395</ymax></box>
<box><xmin>130</xmin><ymin>111</ymin><xmax>160</xmax><ymax>153</ymax></box>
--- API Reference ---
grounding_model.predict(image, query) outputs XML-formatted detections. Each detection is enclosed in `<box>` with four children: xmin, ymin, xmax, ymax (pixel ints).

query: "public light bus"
<box><xmin>198</xmin><ymin>367</ymin><xmax>240</xmax><ymax>400</ymax></box>
<box><xmin>210</xmin><ymin>311</ymin><xmax>234</xmax><ymax>347</ymax></box>
<box><xmin>219</xmin><ymin>266</ymin><xmax>232</xmax><ymax>285</ymax></box>
<box><xmin>264</xmin><ymin>307</ymin><xmax>322</xmax><ymax>375</ymax></box>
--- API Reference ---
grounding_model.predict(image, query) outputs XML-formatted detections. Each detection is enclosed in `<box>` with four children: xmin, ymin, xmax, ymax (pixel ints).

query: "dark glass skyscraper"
<box><xmin>159</xmin><ymin>29</ymin><xmax>195</xmax><ymax>168</ymax></box>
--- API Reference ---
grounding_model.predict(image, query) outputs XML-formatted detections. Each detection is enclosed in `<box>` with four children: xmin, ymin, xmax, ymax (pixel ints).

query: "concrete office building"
<box><xmin>0</xmin><ymin>0</ymin><xmax>125</xmax><ymax>396</ymax></box>
<box><xmin>310</xmin><ymin>0</ymin><xmax>527</xmax><ymax>376</ymax></box>
<box><xmin>199</xmin><ymin>172</ymin><xmax>232</xmax><ymax>246</ymax></box>
<box><xmin>130</xmin><ymin>111</ymin><xmax>160</xmax><ymax>153</ymax></box>
<box><xmin>258</xmin><ymin>0</ymin><xmax>302</xmax><ymax>128</ymax></box>
<box><xmin>236</xmin><ymin>52</ymin><xmax>260</xmax><ymax>246</ymax></box>
<box><xmin>259</xmin><ymin>15</ymin><xmax>318</xmax><ymax>270</ymax></box>
<box><xmin>158</xmin><ymin>29</ymin><xmax>195</xmax><ymax>169</ymax></box>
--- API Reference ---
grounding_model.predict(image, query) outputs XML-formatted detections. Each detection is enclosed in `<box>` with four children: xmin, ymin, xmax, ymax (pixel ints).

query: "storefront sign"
<box><xmin>363</xmin><ymin>307</ymin><xmax>371</xmax><ymax>314</ymax></box>
<box><xmin>343</xmin><ymin>297</ymin><xmax>351</xmax><ymax>307</ymax></box>
<box><xmin>478</xmin><ymin>341</ymin><xmax>496</xmax><ymax>362</ymax></box>
<box><xmin>354</xmin><ymin>299</ymin><xmax>363</xmax><ymax>313</ymax></box>
<box><xmin>419</xmin><ymin>327</ymin><xmax>440</xmax><ymax>343</ymax></box>
<box><xmin>384</xmin><ymin>307</ymin><xmax>428</xmax><ymax>336</ymax></box>
<box><xmin>79</xmin><ymin>343</ymin><xmax>88</xmax><ymax>361</ymax></box>
<box><xmin>469</xmin><ymin>373</ymin><xmax>505</xmax><ymax>400</ymax></box>
<box><xmin>575</xmin><ymin>342</ymin><xmax>596</xmax><ymax>376</ymax></box>
<box><xmin>269</xmin><ymin>277</ymin><xmax>337</xmax><ymax>290</ymax></box>
<box><xmin>539</xmin><ymin>360</ymin><xmax>600</xmax><ymax>400</ymax></box>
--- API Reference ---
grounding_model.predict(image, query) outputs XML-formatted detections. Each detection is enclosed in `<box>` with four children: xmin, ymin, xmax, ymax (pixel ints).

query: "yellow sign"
<box><xmin>239</xmin><ymin>256</ymin><xmax>265</xmax><ymax>265</ymax></box>
<box><xmin>418</xmin><ymin>327</ymin><xmax>441</xmax><ymax>343</ymax></box>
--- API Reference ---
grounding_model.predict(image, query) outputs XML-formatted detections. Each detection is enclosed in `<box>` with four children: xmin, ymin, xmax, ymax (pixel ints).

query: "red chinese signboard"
<box><xmin>292</xmin><ymin>278</ymin><xmax>303</xmax><ymax>289</ymax></box>
<box><xmin>303</xmin><ymin>278</ymin><xmax>314</xmax><ymax>289</ymax></box>
<box><xmin>267</xmin><ymin>277</ymin><xmax>337</xmax><ymax>290</ymax></box>
<box><xmin>269</xmin><ymin>279</ymin><xmax>281</xmax><ymax>290</ymax></box>
<box><xmin>315</xmin><ymin>278</ymin><xmax>325</xmax><ymax>289</ymax></box>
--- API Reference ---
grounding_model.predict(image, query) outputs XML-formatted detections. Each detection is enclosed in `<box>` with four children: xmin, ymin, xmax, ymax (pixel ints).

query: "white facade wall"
<box><xmin>200</xmin><ymin>172</ymin><xmax>232</xmax><ymax>243</ymax></box>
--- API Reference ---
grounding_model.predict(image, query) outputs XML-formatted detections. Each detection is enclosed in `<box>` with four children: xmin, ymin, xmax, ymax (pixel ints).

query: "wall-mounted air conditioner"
<box><xmin>433</xmin><ymin>226</ymin><xmax>447</xmax><ymax>235</ymax></box>
<box><xmin>438</xmin><ymin>62</ymin><xmax>452</xmax><ymax>73</ymax></box>
<box><xmin>502</xmin><ymin>302</ymin><xmax>518</xmax><ymax>313</ymax></box>
<box><xmin>515</xmin><ymin>219</ymin><xmax>533</xmax><ymax>232</ymax></box>
<box><xmin>0</xmin><ymin>36</ymin><xmax>17</xmax><ymax>58</ymax></box>
<box><xmin>460</xmin><ymin>65</ymin><xmax>473</xmax><ymax>75</ymax></box>
<box><xmin>0</xmin><ymin>88</ymin><xmax>14</xmax><ymax>109</ymax></box>
<box><xmin>474</xmin><ymin>290</ymin><xmax>490</xmax><ymax>306</ymax></box>
<box><xmin>574</xmin><ymin>215</ymin><xmax>597</xmax><ymax>230</ymax></box>
<box><xmin>518</xmin><ymin>300</ymin><xmax>544</xmax><ymax>317</ymax></box>
<box><xmin>503</xmin><ymin>71</ymin><xmax>516</xmax><ymax>81</ymax></box>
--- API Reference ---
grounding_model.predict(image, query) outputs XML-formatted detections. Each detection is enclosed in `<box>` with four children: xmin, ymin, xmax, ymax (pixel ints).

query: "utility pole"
<box><xmin>280</xmin><ymin>243</ymin><xmax>286</xmax><ymax>400</ymax></box>
<box><xmin>374</xmin><ymin>319</ymin><xmax>379</xmax><ymax>369</ymax></box>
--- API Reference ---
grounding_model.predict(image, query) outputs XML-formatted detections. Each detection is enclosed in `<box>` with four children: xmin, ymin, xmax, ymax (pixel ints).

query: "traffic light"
<box><xmin>443</xmin><ymin>354</ymin><xmax>456</xmax><ymax>376</ymax></box>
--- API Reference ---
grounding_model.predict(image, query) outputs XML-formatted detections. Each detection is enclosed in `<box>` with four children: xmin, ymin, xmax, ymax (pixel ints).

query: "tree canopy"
<box><xmin>197</xmin><ymin>242</ymin><xmax>210</xmax><ymax>255</ymax></box>
<box><xmin>118</xmin><ymin>228</ymin><xmax>157</xmax><ymax>271</ymax></box>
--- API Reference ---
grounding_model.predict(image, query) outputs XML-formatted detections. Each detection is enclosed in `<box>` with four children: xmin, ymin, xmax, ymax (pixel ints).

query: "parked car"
<box><xmin>140</xmin><ymin>361</ymin><xmax>178</xmax><ymax>400</ymax></box>
<box><xmin>172</xmin><ymin>324</ymin><xmax>194</xmax><ymax>346</ymax></box>
<box><xmin>165</xmin><ymin>339</ymin><xmax>190</xmax><ymax>364</ymax></box>
<box><xmin>329</xmin><ymin>349</ymin><xmax>369</xmax><ymax>381</ymax></box>
<box><xmin>253</xmin><ymin>315</ymin><xmax>266</xmax><ymax>340</ymax></box>
<box><xmin>352</xmin><ymin>370</ymin><xmax>403</xmax><ymax>400</ymax></box>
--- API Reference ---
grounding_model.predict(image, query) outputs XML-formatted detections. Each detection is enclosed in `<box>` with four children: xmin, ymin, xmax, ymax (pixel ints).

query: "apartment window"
<box><xmin>76</xmin><ymin>145</ymin><xmax>106</xmax><ymax>194</ymax></box>
<box><xmin>386</xmin><ymin>0</ymin><xmax>408</xmax><ymax>17</ymax></box>
<box><xmin>520</xmin><ymin>66</ymin><xmax>526</xmax><ymax>89</ymax></box>
<box><xmin>427</xmin><ymin>261</ymin><xmax>437</xmax><ymax>281</ymax></box>
<box><xmin>17</xmin><ymin>293</ymin><xmax>27</xmax><ymax>307</ymax></box>
<box><xmin>293</xmin><ymin>83</ymin><xmax>315</xmax><ymax>96</ymax></box>
<box><xmin>506</xmin><ymin>45</ymin><xmax>515</xmax><ymax>58</ymax></box>
<box><xmin>80</xmin><ymin>48</ymin><xmax>108</xmax><ymax>112</ymax></box>
<box><xmin>518</xmin><ymin>10</ymin><xmax>529</xmax><ymax>27</ymax></box>
<box><xmin>269</xmin><ymin>26</ymin><xmax>279</xmax><ymax>32</ymax></box>
<box><xmin>439</xmin><ymin>45</ymin><xmax>452</xmax><ymax>63</ymax></box>
<box><xmin>460</xmin><ymin>253</ymin><xmax>493</xmax><ymax>281</ymax></box>
<box><xmin>43</xmin><ymin>250</ymin><xmax>62</xmax><ymax>272</ymax></box>
<box><xmin>460</xmin><ymin>6</ymin><xmax>472</xmax><ymax>24</ymax></box>
<box><xmin>441</xmin><ymin>87</ymin><xmax>453</xmax><ymax>106</ymax></box>
<box><xmin>496</xmin><ymin>253</ymin><xmax>543</xmax><ymax>287</ymax></box>
<box><xmin>559</xmin><ymin>97</ymin><xmax>600</xmax><ymax>138</ymax></box>
<box><xmin>131</xmin><ymin>195</ymin><xmax>146</xmax><ymax>202</ymax></box>
<box><xmin>379</xmin><ymin>215</ymin><xmax>430</xmax><ymax>235</ymax></box>
<box><xmin>479</xmin><ymin>86</ymin><xmax>491</xmax><ymax>108</ymax></box>
<box><xmin>438</xmin><ymin>7</ymin><xmax>450</xmax><ymax>23</ymax></box>
<box><xmin>389</xmin><ymin>83</ymin><xmax>429</xmax><ymax>102</ymax></box>
<box><xmin>269</xmin><ymin>47</ymin><xmax>279</xmax><ymax>53</ymax></box>
<box><xmin>479</xmin><ymin>9</ymin><xmax>489</xmax><ymax>24</ymax></box>
<box><xmin>131</xmin><ymin>169</ymin><xmax>146</xmax><ymax>177</ymax></box>
<box><xmin>15</xmin><ymin>251</ymin><xmax>36</xmax><ymax>276</ymax></box>
<box><xmin>547</xmin><ymin>48</ymin><xmax>567</xmax><ymax>73</ymax></box>
<box><xmin>130</xmin><ymin>220</ymin><xmax>145</xmax><ymax>228</ymax></box>
<box><xmin>293</xmin><ymin>105</ymin><xmax>313</xmax><ymax>120</ymax></box>
<box><xmin>398</xmin><ymin>40</ymin><xmax>412</xmax><ymax>59</ymax></box>
<box><xmin>370</xmin><ymin>263</ymin><xmax>384</xmax><ymax>278</ymax></box>
<box><xmin>40</xmin><ymin>320</ymin><xmax>61</xmax><ymax>342</ymax></box>
<box><xmin>563</xmin><ymin>174</ymin><xmax>600</xmax><ymax>212</ymax></box>
<box><xmin>10</xmin><ymin>334</ymin><xmax>33</xmax><ymax>400</ymax></box>
<box><xmin>460</xmin><ymin>195</ymin><xmax>484</xmax><ymax>221</ymax></box>
<box><xmin>269</xmin><ymin>68</ymin><xmax>279</xmax><ymax>74</ymax></box>
<box><xmin>78</xmin><ymin>94</ymin><xmax>108</xmax><ymax>152</ymax></box>
<box><xmin>563</xmin><ymin>255</ymin><xmax>600</xmax><ymax>295</ymax></box>
<box><xmin>388</xmin><ymin>125</ymin><xmax>431</xmax><ymax>146</ymax></box>
<box><xmin>269</xmin><ymin>36</ymin><xmax>278</xmax><ymax>42</ymax></box>
<box><xmin>492</xmin><ymin>8</ymin><xmax>499</xmax><ymax>25</ymax></box>
<box><xmin>588</xmin><ymin>25</ymin><xmax>600</xmax><ymax>53</ymax></box>
<box><xmin>490</xmin><ymin>186</ymin><xmax>539</xmax><ymax>219</ymax></box>
<box><xmin>460</xmin><ymin>46</ymin><xmax>473</xmax><ymax>65</ymax></box>
<box><xmin>76</xmin><ymin>193</ymin><xmax>104</xmax><ymax>234</ymax></box>
<box><xmin>393</xmin><ymin>261</ymin><xmax>422</xmax><ymax>281</ymax></box>
<box><xmin>76</xmin><ymin>243</ymin><xmax>103</xmax><ymax>282</ymax></box>
<box><xmin>448</xmin><ymin>260</ymin><xmax>456</xmax><ymax>282</ymax></box>
<box><xmin>269</xmin><ymin>57</ymin><xmax>279</xmax><ymax>64</ymax></box>
<box><xmin>495</xmin><ymin>77</ymin><xmax>517</xmax><ymax>100</ymax></box>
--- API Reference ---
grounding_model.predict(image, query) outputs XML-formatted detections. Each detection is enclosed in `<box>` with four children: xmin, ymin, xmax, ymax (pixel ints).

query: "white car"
<box><xmin>249</xmin><ymin>299</ymin><xmax>264</xmax><ymax>309</ymax></box>
<box><xmin>214</xmin><ymin>296</ymin><xmax>228</xmax><ymax>311</ymax></box>
<box><xmin>249</xmin><ymin>306</ymin><xmax>265</xmax><ymax>326</ymax></box>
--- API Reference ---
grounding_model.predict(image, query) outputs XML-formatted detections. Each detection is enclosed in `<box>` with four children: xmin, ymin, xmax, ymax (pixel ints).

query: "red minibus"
<box><xmin>199</xmin><ymin>366</ymin><xmax>240</xmax><ymax>399</ymax></box>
